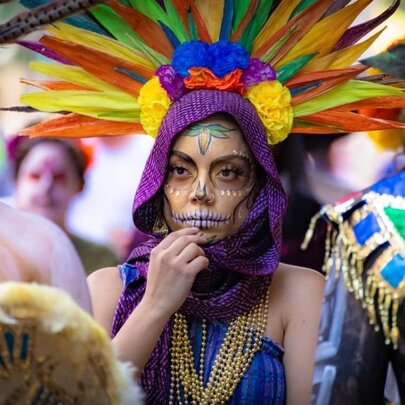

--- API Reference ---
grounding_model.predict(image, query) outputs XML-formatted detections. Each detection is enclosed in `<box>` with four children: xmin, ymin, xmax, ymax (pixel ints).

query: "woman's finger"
<box><xmin>176</xmin><ymin>242</ymin><xmax>205</xmax><ymax>264</ymax></box>
<box><xmin>165</xmin><ymin>233</ymin><xmax>206</xmax><ymax>257</ymax></box>
<box><xmin>186</xmin><ymin>256</ymin><xmax>209</xmax><ymax>277</ymax></box>
<box><xmin>158</xmin><ymin>227</ymin><xmax>200</xmax><ymax>250</ymax></box>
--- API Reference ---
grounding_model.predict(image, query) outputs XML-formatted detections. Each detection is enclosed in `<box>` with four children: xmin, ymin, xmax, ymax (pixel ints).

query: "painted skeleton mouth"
<box><xmin>172</xmin><ymin>209</ymin><xmax>231</xmax><ymax>229</ymax></box>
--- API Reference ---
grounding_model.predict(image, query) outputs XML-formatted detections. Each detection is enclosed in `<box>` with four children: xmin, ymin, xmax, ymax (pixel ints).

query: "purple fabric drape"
<box><xmin>112</xmin><ymin>90</ymin><xmax>287</xmax><ymax>403</ymax></box>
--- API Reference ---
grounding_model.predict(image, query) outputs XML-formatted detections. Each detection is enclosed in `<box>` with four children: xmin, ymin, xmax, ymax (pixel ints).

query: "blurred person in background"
<box><xmin>309</xmin><ymin>38</ymin><xmax>405</xmax><ymax>405</ymax></box>
<box><xmin>7</xmin><ymin>136</ymin><xmax>119</xmax><ymax>275</ymax></box>
<box><xmin>67</xmin><ymin>134</ymin><xmax>154</xmax><ymax>260</ymax></box>
<box><xmin>274</xmin><ymin>133</ymin><xmax>352</xmax><ymax>273</ymax></box>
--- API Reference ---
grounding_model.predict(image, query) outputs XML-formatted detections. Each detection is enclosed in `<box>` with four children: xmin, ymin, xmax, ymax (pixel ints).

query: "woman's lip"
<box><xmin>173</xmin><ymin>218</ymin><xmax>229</xmax><ymax>229</ymax></box>
<box><xmin>172</xmin><ymin>210</ymin><xmax>231</xmax><ymax>228</ymax></box>
<box><xmin>172</xmin><ymin>209</ymin><xmax>231</xmax><ymax>222</ymax></box>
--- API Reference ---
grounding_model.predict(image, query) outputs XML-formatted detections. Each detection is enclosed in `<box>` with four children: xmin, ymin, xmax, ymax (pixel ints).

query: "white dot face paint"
<box><xmin>14</xmin><ymin>143</ymin><xmax>82</xmax><ymax>227</ymax></box>
<box><xmin>163</xmin><ymin>114</ymin><xmax>257</xmax><ymax>241</ymax></box>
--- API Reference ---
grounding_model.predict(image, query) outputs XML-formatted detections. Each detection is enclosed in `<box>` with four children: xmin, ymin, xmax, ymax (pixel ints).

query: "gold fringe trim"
<box><xmin>302</xmin><ymin>194</ymin><xmax>405</xmax><ymax>349</ymax></box>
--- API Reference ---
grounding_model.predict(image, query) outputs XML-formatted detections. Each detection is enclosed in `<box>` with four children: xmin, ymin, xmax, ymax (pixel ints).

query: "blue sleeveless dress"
<box><xmin>120</xmin><ymin>263</ymin><xmax>286</xmax><ymax>404</ymax></box>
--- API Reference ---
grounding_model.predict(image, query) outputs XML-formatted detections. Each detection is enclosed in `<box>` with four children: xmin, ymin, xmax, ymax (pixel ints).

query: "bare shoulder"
<box><xmin>273</xmin><ymin>262</ymin><xmax>325</xmax><ymax>289</ymax></box>
<box><xmin>271</xmin><ymin>263</ymin><xmax>325</xmax><ymax>322</ymax></box>
<box><xmin>87</xmin><ymin>266</ymin><xmax>122</xmax><ymax>290</ymax></box>
<box><xmin>87</xmin><ymin>267</ymin><xmax>123</xmax><ymax>332</ymax></box>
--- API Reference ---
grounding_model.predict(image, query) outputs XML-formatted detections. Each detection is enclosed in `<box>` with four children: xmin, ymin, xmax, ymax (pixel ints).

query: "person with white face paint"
<box><xmin>10</xmin><ymin>137</ymin><xmax>119</xmax><ymax>275</ymax></box>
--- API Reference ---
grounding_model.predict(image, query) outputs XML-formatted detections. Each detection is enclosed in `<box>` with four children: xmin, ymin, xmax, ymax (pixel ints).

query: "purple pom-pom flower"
<box><xmin>172</xmin><ymin>41</ymin><xmax>212</xmax><ymax>78</ymax></box>
<box><xmin>209</xmin><ymin>41</ymin><xmax>249</xmax><ymax>78</ymax></box>
<box><xmin>242</xmin><ymin>58</ymin><xmax>277</xmax><ymax>87</ymax></box>
<box><xmin>156</xmin><ymin>65</ymin><xmax>187</xmax><ymax>102</ymax></box>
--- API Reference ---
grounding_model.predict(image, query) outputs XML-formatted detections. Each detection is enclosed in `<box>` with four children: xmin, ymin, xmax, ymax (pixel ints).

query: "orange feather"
<box><xmin>20</xmin><ymin>113</ymin><xmax>144</xmax><ymax>138</ymax></box>
<box><xmin>298</xmin><ymin>110</ymin><xmax>405</xmax><ymax>132</ymax></box>
<box><xmin>107</xmin><ymin>0</ymin><xmax>174</xmax><ymax>59</ymax></box>
<box><xmin>20</xmin><ymin>78</ymin><xmax>90</xmax><ymax>91</ymax></box>
<box><xmin>291</xmin><ymin>125</ymin><xmax>343</xmax><ymax>134</ymax></box>
<box><xmin>40</xmin><ymin>36</ymin><xmax>150</xmax><ymax>97</ymax></box>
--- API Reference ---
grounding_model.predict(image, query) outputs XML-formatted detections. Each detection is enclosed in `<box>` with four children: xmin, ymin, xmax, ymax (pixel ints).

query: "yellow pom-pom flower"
<box><xmin>139</xmin><ymin>76</ymin><xmax>171</xmax><ymax>138</ymax></box>
<box><xmin>246</xmin><ymin>81</ymin><xmax>293</xmax><ymax>145</ymax></box>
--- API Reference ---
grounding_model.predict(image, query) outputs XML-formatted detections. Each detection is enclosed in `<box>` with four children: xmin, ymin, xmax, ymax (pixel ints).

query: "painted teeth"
<box><xmin>172</xmin><ymin>210</ymin><xmax>231</xmax><ymax>226</ymax></box>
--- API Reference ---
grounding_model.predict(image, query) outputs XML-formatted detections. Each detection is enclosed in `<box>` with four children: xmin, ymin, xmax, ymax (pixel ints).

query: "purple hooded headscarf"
<box><xmin>112</xmin><ymin>90</ymin><xmax>287</xmax><ymax>403</ymax></box>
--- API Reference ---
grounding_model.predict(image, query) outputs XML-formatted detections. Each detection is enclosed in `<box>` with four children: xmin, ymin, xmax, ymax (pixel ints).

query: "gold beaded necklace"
<box><xmin>169</xmin><ymin>288</ymin><xmax>270</xmax><ymax>405</ymax></box>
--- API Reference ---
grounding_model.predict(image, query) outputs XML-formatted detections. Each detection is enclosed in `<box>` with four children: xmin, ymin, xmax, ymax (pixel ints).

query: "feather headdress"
<box><xmin>3</xmin><ymin>0</ymin><xmax>405</xmax><ymax>143</ymax></box>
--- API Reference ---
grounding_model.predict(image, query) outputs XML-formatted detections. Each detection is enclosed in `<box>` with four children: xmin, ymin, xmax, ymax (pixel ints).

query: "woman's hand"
<box><xmin>142</xmin><ymin>227</ymin><xmax>208</xmax><ymax>318</ymax></box>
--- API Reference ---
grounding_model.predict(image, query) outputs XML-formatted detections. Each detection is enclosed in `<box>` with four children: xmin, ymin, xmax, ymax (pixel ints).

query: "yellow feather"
<box><xmin>48</xmin><ymin>23</ymin><xmax>157</xmax><ymax>71</ymax></box>
<box><xmin>194</xmin><ymin>0</ymin><xmax>224</xmax><ymax>42</ymax></box>
<box><xmin>294</xmin><ymin>80</ymin><xmax>404</xmax><ymax>117</ymax></box>
<box><xmin>276</xmin><ymin>0</ymin><xmax>372</xmax><ymax>67</ymax></box>
<box><xmin>20</xmin><ymin>90</ymin><xmax>140</xmax><ymax>122</ymax></box>
<box><xmin>252</xmin><ymin>0</ymin><xmax>301</xmax><ymax>53</ymax></box>
<box><xmin>300</xmin><ymin>29</ymin><xmax>384</xmax><ymax>73</ymax></box>
<box><xmin>29</xmin><ymin>62</ymin><xmax>118</xmax><ymax>92</ymax></box>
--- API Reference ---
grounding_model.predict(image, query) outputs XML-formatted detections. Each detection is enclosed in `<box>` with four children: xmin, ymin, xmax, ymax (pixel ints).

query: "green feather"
<box><xmin>232</xmin><ymin>0</ymin><xmax>250</xmax><ymax>31</ymax></box>
<box><xmin>239</xmin><ymin>0</ymin><xmax>273</xmax><ymax>50</ymax></box>
<box><xmin>90</xmin><ymin>5</ymin><xmax>143</xmax><ymax>48</ymax></box>
<box><xmin>294</xmin><ymin>80</ymin><xmax>405</xmax><ymax>117</ymax></box>
<box><xmin>163</xmin><ymin>0</ymin><xmax>189</xmax><ymax>42</ymax></box>
<box><xmin>276</xmin><ymin>53</ymin><xmax>317</xmax><ymax>83</ymax></box>
<box><xmin>90</xmin><ymin>5</ymin><xmax>168</xmax><ymax>66</ymax></box>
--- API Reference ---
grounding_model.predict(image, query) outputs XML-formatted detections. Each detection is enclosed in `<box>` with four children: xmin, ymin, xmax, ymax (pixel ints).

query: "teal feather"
<box><xmin>114</xmin><ymin>68</ymin><xmax>147</xmax><ymax>84</ymax></box>
<box><xmin>219</xmin><ymin>0</ymin><xmax>234</xmax><ymax>41</ymax></box>
<box><xmin>276</xmin><ymin>53</ymin><xmax>317</xmax><ymax>83</ymax></box>
<box><xmin>239</xmin><ymin>19</ymin><xmax>257</xmax><ymax>52</ymax></box>
<box><xmin>187</xmin><ymin>10</ymin><xmax>199</xmax><ymax>41</ymax></box>
<box><xmin>159</xmin><ymin>22</ymin><xmax>181</xmax><ymax>49</ymax></box>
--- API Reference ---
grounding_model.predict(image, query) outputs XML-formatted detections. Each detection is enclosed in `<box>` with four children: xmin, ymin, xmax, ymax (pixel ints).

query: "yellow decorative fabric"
<box><xmin>138</xmin><ymin>76</ymin><xmax>171</xmax><ymax>138</ymax></box>
<box><xmin>246</xmin><ymin>81</ymin><xmax>293</xmax><ymax>144</ymax></box>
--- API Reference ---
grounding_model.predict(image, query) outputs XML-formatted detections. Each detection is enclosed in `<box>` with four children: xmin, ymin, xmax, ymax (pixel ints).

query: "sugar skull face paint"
<box><xmin>163</xmin><ymin>114</ymin><xmax>257</xmax><ymax>241</ymax></box>
<box><xmin>14</xmin><ymin>142</ymin><xmax>82</xmax><ymax>226</ymax></box>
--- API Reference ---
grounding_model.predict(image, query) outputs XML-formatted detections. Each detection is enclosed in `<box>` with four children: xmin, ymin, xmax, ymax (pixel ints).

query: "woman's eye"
<box><xmin>220</xmin><ymin>169</ymin><xmax>233</xmax><ymax>177</ymax></box>
<box><xmin>218</xmin><ymin>167</ymin><xmax>242</xmax><ymax>180</ymax></box>
<box><xmin>170</xmin><ymin>165</ymin><xmax>190</xmax><ymax>176</ymax></box>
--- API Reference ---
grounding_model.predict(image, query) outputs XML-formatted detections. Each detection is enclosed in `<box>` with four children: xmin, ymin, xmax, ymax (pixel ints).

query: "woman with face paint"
<box><xmin>9</xmin><ymin>137</ymin><xmax>119</xmax><ymax>275</ymax></box>
<box><xmin>10</xmin><ymin>1</ymin><xmax>405</xmax><ymax>403</ymax></box>
<box><xmin>89</xmin><ymin>93</ymin><xmax>325</xmax><ymax>405</ymax></box>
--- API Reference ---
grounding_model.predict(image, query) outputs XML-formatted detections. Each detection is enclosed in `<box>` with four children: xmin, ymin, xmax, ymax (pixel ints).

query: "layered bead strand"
<box><xmin>169</xmin><ymin>288</ymin><xmax>270</xmax><ymax>404</ymax></box>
